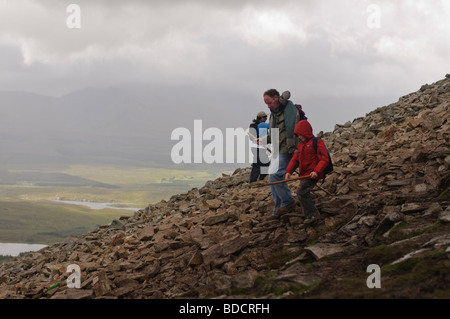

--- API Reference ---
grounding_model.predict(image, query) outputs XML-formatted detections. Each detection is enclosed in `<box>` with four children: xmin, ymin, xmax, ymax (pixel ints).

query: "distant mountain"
<box><xmin>0</xmin><ymin>84</ymin><xmax>256</xmax><ymax>168</ymax></box>
<box><xmin>0</xmin><ymin>82</ymin><xmax>393</xmax><ymax>170</ymax></box>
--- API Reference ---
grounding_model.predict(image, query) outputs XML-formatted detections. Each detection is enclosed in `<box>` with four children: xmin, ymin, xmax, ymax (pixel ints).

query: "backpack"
<box><xmin>312</xmin><ymin>137</ymin><xmax>333</xmax><ymax>182</ymax></box>
<box><xmin>295</xmin><ymin>104</ymin><xmax>308</xmax><ymax>121</ymax></box>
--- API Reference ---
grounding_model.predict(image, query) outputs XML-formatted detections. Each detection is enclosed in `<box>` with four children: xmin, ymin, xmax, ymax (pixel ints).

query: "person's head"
<box><xmin>263</xmin><ymin>89</ymin><xmax>281</xmax><ymax>111</ymax></box>
<box><xmin>294</xmin><ymin>120</ymin><xmax>314</xmax><ymax>142</ymax></box>
<box><xmin>257</xmin><ymin>111</ymin><xmax>268</xmax><ymax>122</ymax></box>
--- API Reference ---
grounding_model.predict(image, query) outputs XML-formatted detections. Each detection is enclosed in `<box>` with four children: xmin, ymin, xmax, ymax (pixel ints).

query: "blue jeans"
<box><xmin>269</xmin><ymin>153</ymin><xmax>294</xmax><ymax>215</ymax></box>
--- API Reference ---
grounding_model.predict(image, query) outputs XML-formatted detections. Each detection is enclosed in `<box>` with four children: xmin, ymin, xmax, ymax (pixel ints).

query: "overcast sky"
<box><xmin>0</xmin><ymin>0</ymin><xmax>449</xmax><ymax>133</ymax></box>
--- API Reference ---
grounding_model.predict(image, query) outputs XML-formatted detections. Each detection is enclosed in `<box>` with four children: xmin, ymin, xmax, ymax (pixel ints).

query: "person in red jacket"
<box><xmin>285</xmin><ymin>120</ymin><xmax>329</xmax><ymax>219</ymax></box>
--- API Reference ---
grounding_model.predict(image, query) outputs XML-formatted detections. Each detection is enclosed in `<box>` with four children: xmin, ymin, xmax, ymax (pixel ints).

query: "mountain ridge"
<box><xmin>0</xmin><ymin>76</ymin><xmax>449</xmax><ymax>299</ymax></box>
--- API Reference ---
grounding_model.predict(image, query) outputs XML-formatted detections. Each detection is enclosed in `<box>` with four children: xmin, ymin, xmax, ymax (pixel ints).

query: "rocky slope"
<box><xmin>1</xmin><ymin>76</ymin><xmax>449</xmax><ymax>299</ymax></box>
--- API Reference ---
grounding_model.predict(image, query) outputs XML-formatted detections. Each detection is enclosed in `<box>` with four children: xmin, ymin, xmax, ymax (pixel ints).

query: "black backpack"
<box><xmin>312</xmin><ymin>137</ymin><xmax>333</xmax><ymax>182</ymax></box>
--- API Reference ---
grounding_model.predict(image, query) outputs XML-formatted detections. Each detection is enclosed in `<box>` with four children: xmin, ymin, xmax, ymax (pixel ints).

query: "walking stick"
<box><xmin>267</xmin><ymin>174</ymin><xmax>312</xmax><ymax>186</ymax></box>
<box><xmin>291</xmin><ymin>169</ymin><xmax>334</xmax><ymax>196</ymax></box>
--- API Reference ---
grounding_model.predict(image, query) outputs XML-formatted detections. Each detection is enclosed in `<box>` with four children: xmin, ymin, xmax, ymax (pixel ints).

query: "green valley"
<box><xmin>0</xmin><ymin>164</ymin><xmax>227</xmax><ymax>248</ymax></box>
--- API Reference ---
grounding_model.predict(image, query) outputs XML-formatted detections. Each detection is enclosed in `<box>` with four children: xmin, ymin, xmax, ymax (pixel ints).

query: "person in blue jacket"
<box><xmin>249</xmin><ymin>111</ymin><xmax>270</xmax><ymax>182</ymax></box>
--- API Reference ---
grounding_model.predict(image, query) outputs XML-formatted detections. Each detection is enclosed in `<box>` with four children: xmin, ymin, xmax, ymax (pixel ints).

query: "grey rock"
<box><xmin>109</xmin><ymin>219</ymin><xmax>126</xmax><ymax>231</ymax></box>
<box><xmin>204</xmin><ymin>212</ymin><xmax>229</xmax><ymax>226</ymax></box>
<box><xmin>438</xmin><ymin>207</ymin><xmax>450</xmax><ymax>223</ymax></box>
<box><xmin>305</xmin><ymin>243</ymin><xmax>344</xmax><ymax>260</ymax></box>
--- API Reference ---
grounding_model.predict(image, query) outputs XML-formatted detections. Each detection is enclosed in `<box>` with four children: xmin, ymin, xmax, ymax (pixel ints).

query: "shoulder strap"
<box><xmin>312</xmin><ymin>137</ymin><xmax>318</xmax><ymax>153</ymax></box>
<box><xmin>312</xmin><ymin>137</ymin><xmax>327</xmax><ymax>183</ymax></box>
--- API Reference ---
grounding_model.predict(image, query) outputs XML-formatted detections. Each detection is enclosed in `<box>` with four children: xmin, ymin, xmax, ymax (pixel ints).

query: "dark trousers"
<box><xmin>296</xmin><ymin>179</ymin><xmax>319</xmax><ymax>218</ymax></box>
<box><xmin>250</xmin><ymin>148</ymin><xmax>270</xmax><ymax>182</ymax></box>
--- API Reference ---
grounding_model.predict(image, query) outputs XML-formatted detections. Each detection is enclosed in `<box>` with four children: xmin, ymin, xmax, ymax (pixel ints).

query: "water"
<box><xmin>53</xmin><ymin>199</ymin><xmax>142</xmax><ymax>211</ymax></box>
<box><xmin>0</xmin><ymin>243</ymin><xmax>48</xmax><ymax>257</ymax></box>
<box><xmin>0</xmin><ymin>202</ymin><xmax>141</xmax><ymax>257</ymax></box>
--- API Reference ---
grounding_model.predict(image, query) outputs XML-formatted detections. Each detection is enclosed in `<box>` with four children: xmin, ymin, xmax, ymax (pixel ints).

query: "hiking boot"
<box><xmin>304</xmin><ymin>211</ymin><xmax>321</xmax><ymax>224</ymax></box>
<box><xmin>303</xmin><ymin>208</ymin><xmax>320</xmax><ymax>219</ymax></box>
<box><xmin>276</xmin><ymin>201</ymin><xmax>296</xmax><ymax>216</ymax></box>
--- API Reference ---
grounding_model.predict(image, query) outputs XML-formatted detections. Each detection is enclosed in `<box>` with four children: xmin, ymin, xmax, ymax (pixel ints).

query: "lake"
<box><xmin>0</xmin><ymin>201</ymin><xmax>141</xmax><ymax>257</ymax></box>
<box><xmin>0</xmin><ymin>243</ymin><xmax>48</xmax><ymax>257</ymax></box>
<box><xmin>53</xmin><ymin>199</ymin><xmax>142</xmax><ymax>211</ymax></box>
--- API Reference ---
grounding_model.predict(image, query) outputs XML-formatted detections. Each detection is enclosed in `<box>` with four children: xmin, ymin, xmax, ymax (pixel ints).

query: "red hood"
<box><xmin>294</xmin><ymin>120</ymin><xmax>314</xmax><ymax>139</ymax></box>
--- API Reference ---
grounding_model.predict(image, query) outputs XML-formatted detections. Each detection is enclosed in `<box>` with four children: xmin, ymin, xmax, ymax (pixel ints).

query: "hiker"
<box><xmin>249</xmin><ymin>111</ymin><xmax>271</xmax><ymax>183</ymax></box>
<box><xmin>257</xmin><ymin>89</ymin><xmax>301</xmax><ymax>217</ymax></box>
<box><xmin>285</xmin><ymin>120</ymin><xmax>330</xmax><ymax>219</ymax></box>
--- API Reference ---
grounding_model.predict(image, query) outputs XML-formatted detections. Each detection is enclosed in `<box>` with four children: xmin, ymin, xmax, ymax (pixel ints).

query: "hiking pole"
<box><xmin>293</xmin><ymin>169</ymin><xmax>334</xmax><ymax>196</ymax></box>
<box><xmin>316</xmin><ymin>184</ymin><xmax>334</xmax><ymax>196</ymax></box>
<box><xmin>267</xmin><ymin>174</ymin><xmax>312</xmax><ymax>186</ymax></box>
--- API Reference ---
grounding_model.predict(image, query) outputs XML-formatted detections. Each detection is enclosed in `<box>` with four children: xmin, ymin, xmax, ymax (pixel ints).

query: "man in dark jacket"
<box><xmin>258</xmin><ymin>89</ymin><xmax>300</xmax><ymax>217</ymax></box>
<box><xmin>285</xmin><ymin>120</ymin><xmax>329</xmax><ymax>219</ymax></box>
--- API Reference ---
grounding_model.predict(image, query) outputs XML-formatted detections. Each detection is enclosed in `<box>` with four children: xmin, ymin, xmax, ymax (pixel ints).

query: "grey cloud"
<box><xmin>0</xmin><ymin>0</ymin><xmax>448</xmax><ymax>131</ymax></box>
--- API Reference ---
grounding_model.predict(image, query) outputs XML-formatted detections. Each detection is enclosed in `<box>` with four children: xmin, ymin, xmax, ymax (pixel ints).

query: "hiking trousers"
<box><xmin>250</xmin><ymin>147</ymin><xmax>270</xmax><ymax>182</ymax></box>
<box><xmin>296</xmin><ymin>179</ymin><xmax>319</xmax><ymax>218</ymax></box>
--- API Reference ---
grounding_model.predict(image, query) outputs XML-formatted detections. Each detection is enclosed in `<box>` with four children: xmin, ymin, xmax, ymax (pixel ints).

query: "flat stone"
<box><xmin>204</xmin><ymin>212</ymin><xmax>229</xmax><ymax>226</ymax></box>
<box><xmin>221</xmin><ymin>235</ymin><xmax>250</xmax><ymax>256</ymax></box>
<box><xmin>51</xmin><ymin>289</ymin><xmax>94</xmax><ymax>299</ymax></box>
<box><xmin>205</xmin><ymin>199</ymin><xmax>222</xmax><ymax>210</ymax></box>
<box><xmin>188</xmin><ymin>250</ymin><xmax>203</xmax><ymax>265</ymax></box>
<box><xmin>231</xmin><ymin>270</ymin><xmax>258</xmax><ymax>290</ymax></box>
<box><xmin>137</xmin><ymin>226</ymin><xmax>155</xmax><ymax>241</ymax></box>
<box><xmin>111</xmin><ymin>232</ymin><xmax>125</xmax><ymax>246</ymax></box>
<box><xmin>201</xmin><ymin>244</ymin><xmax>223</xmax><ymax>266</ymax></box>
<box><xmin>401</xmin><ymin>203</ymin><xmax>428</xmax><ymax>214</ymax></box>
<box><xmin>439</xmin><ymin>207</ymin><xmax>450</xmax><ymax>223</ymax></box>
<box><xmin>305</xmin><ymin>243</ymin><xmax>344</xmax><ymax>260</ymax></box>
<box><xmin>274</xmin><ymin>262</ymin><xmax>321</xmax><ymax>287</ymax></box>
<box><xmin>110</xmin><ymin>219</ymin><xmax>126</xmax><ymax>231</ymax></box>
<box><xmin>392</xmin><ymin>248</ymin><xmax>430</xmax><ymax>265</ymax></box>
<box><xmin>422</xmin><ymin>234</ymin><xmax>450</xmax><ymax>248</ymax></box>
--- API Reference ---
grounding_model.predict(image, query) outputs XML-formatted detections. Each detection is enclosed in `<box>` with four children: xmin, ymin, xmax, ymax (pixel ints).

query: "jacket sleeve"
<box><xmin>313</xmin><ymin>139</ymin><xmax>329</xmax><ymax>174</ymax></box>
<box><xmin>286</xmin><ymin>150</ymin><xmax>299</xmax><ymax>174</ymax></box>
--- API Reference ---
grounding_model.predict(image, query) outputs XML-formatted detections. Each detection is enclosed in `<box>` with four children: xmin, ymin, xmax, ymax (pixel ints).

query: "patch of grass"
<box><xmin>438</xmin><ymin>188</ymin><xmax>450</xmax><ymax>200</ymax></box>
<box><xmin>0</xmin><ymin>183</ymin><xmax>203</xmax><ymax>209</ymax></box>
<box><xmin>62</xmin><ymin>165</ymin><xmax>219</xmax><ymax>186</ymax></box>
<box><xmin>383</xmin><ymin>258</ymin><xmax>419</xmax><ymax>273</ymax></box>
<box><xmin>0</xmin><ymin>164</ymin><xmax>226</xmax><ymax>247</ymax></box>
<box><xmin>388</xmin><ymin>219</ymin><xmax>443</xmax><ymax>242</ymax></box>
<box><xmin>380</xmin><ymin>249</ymin><xmax>450</xmax><ymax>297</ymax></box>
<box><xmin>0</xmin><ymin>200</ymin><xmax>133</xmax><ymax>244</ymax></box>
<box><xmin>365</xmin><ymin>244</ymin><xmax>415</xmax><ymax>266</ymax></box>
<box><xmin>252</xmin><ymin>272</ymin><xmax>321</xmax><ymax>298</ymax></box>
<box><xmin>0</xmin><ymin>255</ymin><xmax>14</xmax><ymax>263</ymax></box>
<box><xmin>312</xmin><ymin>274</ymin><xmax>387</xmax><ymax>298</ymax></box>
<box><xmin>266</xmin><ymin>249</ymin><xmax>303</xmax><ymax>270</ymax></box>
<box><xmin>0</xmin><ymin>165</ymin><xmax>224</xmax><ymax>207</ymax></box>
<box><xmin>282</xmin><ymin>280</ymin><xmax>322</xmax><ymax>298</ymax></box>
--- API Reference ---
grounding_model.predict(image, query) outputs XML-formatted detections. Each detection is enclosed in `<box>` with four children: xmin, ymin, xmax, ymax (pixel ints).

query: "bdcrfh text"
<box><xmin>179</xmin><ymin>303</ymin><xmax>269</xmax><ymax>316</ymax></box>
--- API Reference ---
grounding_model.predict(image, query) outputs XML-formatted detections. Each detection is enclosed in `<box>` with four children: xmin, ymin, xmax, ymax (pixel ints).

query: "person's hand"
<box><xmin>285</xmin><ymin>173</ymin><xmax>292</xmax><ymax>180</ymax></box>
<box><xmin>310</xmin><ymin>171</ymin><xmax>318</xmax><ymax>179</ymax></box>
